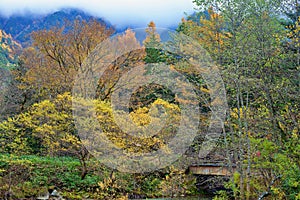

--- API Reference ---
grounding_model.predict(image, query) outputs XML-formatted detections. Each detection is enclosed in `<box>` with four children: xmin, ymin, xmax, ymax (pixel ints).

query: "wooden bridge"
<box><xmin>189</xmin><ymin>163</ymin><xmax>236</xmax><ymax>176</ymax></box>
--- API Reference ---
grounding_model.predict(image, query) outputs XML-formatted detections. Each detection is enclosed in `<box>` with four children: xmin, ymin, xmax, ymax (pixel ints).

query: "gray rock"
<box><xmin>50</xmin><ymin>189</ymin><xmax>59</xmax><ymax>197</ymax></box>
<box><xmin>37</xmin><ymin>192</ymin><xmax>50</xmax><ymax>200</ymax></box>
<box><xmin>50</xmin><ymin>189</ymin><xmax>64</xmax><ymax>200</ymax></box>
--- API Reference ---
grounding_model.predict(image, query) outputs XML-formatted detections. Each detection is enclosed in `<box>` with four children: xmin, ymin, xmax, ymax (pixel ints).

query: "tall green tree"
<box><xmin>192</xmin><ymin>1</ymin><xmax>299</xmax><ymax>199</ymax></box>
<box><xmin>143</xmin><ymin>21</ymin><xmax>166</xmax><ymax>63</ymax></box>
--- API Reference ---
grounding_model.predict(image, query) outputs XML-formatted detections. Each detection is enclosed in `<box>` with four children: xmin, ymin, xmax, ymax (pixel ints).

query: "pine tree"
<box><xmin>143</xmin><ymin>21</ymin><xmax>166</xmax><ymax>63</ymax></box>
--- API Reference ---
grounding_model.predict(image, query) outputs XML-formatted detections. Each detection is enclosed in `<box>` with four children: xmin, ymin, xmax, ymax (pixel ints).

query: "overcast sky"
<box><xmin>0</xmin><ymin>0</ymin><xmax>195</xmax><ymax>28</ymax></box>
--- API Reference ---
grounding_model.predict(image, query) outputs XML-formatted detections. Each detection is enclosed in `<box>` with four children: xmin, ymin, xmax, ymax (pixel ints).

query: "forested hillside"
<box><xmin>0</xmin><ymin>30</ymin><xmax>21</xmax><ymax>69</ymax></box>
<box><xmin>0</xmin><ymin>0</ymin><xmax>299</xmax><ymax>199</ymax></box>
<box><xmin>0</xmin><ymin>9</ymin><xmax>109</xmax><ymax>46</ymax></box>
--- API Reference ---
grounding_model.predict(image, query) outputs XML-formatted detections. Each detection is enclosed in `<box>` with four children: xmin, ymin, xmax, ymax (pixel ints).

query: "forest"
<box><xmin>0</xmin><ymin>0</ymin><xmax>299</xmax><ymax>199</ymax></box>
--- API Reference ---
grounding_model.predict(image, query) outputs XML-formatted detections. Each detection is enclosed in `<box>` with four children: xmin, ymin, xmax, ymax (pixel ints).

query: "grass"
<box><xmin>0</xmin><ymin>154</ymin><xmax>199</xmax><ymax>199</ymax></box>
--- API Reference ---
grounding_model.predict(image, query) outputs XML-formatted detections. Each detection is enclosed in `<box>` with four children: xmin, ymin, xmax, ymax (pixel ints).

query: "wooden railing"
<box><xmin>189</xmin><ymin>163</ymin><xmax>236</xmax><ymax>176</ymax></box>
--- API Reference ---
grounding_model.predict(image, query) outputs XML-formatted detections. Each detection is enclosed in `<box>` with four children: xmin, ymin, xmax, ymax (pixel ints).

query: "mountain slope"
<box><xmin>0</xmin><ymin>29</ymin><xmax>21</xmax><ymax>69</ymax></box>
<box><xmin>0</xmin><ymin>8</ymin><xmax>111</xmax><ymax>46</ymax></box>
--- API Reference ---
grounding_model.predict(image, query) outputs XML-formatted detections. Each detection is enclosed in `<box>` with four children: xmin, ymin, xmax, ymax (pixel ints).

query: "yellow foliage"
<box><xmin>288</xmin><ymin>17</ymin><xmax>300</xmax><ymax>47</ymax></box>
<box><xmin>200</xmin><ymin>86</ymin><xmax>210</xmax><ymax>94</ymax></box>
<box><xmin>130</xmin><ymin>107</ymin><xmax>151</xmax><ymax>126</ymax></box>
<box><xmin>231</xmin><ymin>107</ymin><xmax>247</xmax><ymax>119</ymax></box>
<box><xmin>90</xmin><ymin>98</ymin><xmax>180</xmax><ymax>154</ymax></box>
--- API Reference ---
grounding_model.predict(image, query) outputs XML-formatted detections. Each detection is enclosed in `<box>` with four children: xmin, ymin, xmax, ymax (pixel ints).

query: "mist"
<box><xmin>0</xmin><ymin>0</ymin><xmax>195</xmax><ymax>28</ymax></box>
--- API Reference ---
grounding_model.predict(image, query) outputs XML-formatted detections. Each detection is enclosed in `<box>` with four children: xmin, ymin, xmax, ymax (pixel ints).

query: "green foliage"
<box><xmin>0</xmin><ymin>154</ymin><xmax>102</xmax><ymax>199</ymax></box>
<box><xmin>213</xmin><ymin>190</ymin><xmax>230</xmax><ymax>200</ymax></box>
<box><xmin>1</xmin><ymin>2</ymin><xmax>299</xmax><ymax>199</ymax></box>
<box><xmin>189</xmin><ymin>1</ymin><xmax>300</xmax><ymax>199</ymax></box>
<box><xmin>159</xmin><ymin>166</ymin><xmax>198</xmax><ymax>198</ymax></box>
<box><xmin>0</xmin><ymin>93</ymin><xmax>76</xmax><ymax>156</ymax></box>
<box><xmin>0</xmin><ymin>30</ymin><xmax>20</xmax><ymax>69</ymax></box>
<box><xmin>0</xmin><ymin>154</ymin><xmax>200</xmax><ymax>199</ymax></box>
<box><xmin>143</xmin><ymin>21</ymin><xmax>166</xmax><ymax>64</ymax></box>
<box><xmin>249</xmin><ymin>136</ymin><xmax>300</xmax><ymax>199</ymax></box>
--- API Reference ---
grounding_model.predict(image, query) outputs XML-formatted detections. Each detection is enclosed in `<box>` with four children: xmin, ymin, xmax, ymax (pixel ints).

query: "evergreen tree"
<box><xmin>143</xmin><ymin>21</ymin><xmax>166</xmax><ymax>63</ymax></box>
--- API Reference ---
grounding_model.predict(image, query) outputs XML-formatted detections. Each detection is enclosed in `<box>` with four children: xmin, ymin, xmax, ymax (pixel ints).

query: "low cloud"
<box><xmin>0</xmin><ymin>0</ymin><xmax>195</xmax><ymax>28</ymax></box>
